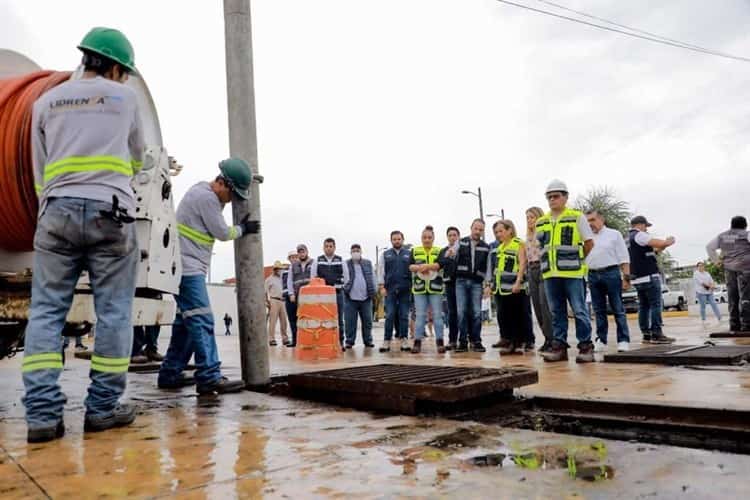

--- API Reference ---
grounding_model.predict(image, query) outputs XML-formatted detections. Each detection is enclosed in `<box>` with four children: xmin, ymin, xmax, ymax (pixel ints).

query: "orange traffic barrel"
<box><xmin>296</xmin><ymin>278</ymin><xmax>341</xmax><ymax>360</ymax></box>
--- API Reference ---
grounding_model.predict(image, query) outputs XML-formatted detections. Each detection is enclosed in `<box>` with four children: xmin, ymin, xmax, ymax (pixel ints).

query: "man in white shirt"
<box><xmin>585</xmin><ymin>211</ymin><xmax>631</xmax><ymax>352</ymax></box>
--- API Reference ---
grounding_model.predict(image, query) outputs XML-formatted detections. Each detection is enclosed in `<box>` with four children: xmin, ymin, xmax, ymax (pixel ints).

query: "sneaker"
<box><xmin>576</xmin><ymin>342</ymin><xmax>595</xmax><ymax>363</ymax></box>
<box><xmin>158</xmin><ymin>375</ymin><xmax>196</xmax><ymax>389</ymax></box>
<box><xmin>454</xmin><ymin>343</ymin><xmax>469</xmax><ymax>353</ymax></box>
<box><xmin>472</xmin><ymin>343</ymin><xmax>486</xmax><ymax>353</ymax></box>
<box><xmin>196</xmin><ymin>376</ymin><xmax>246</xmax><ymax>395</ymax></box>
<box><xmin>144</xmin><ymin>347</ymin><xmax>164</xmax><ymax>362</ymax></box>
<box><xmin>593</xmin><ymin>338</ymin><xmax>607</xmax><ymax>353</ymax></box>
<box><xmin>436</xmin><ymin>339</ymin><xmax>446</xmax><ymax>354</ymax></box>
<box><xmin>541</xmin><ymin>341</ymin><xmax>568</xmax><ymax>362</ymax></box>
<box><xmin>285</xmin><ymin>342</ymin><xmax>296</xmax><ymax>348</ymax></box>
<box><xmin>345</xmin><ymin>344</ymin><xmax>354</xmax><ymax>350</ymax></box>
<box><xmin>84</xmin><ymin>404</ymin><xmax>137</xmax><ymax>433</ymax></box>
<box><xmin>364</xmin><ymin>343</ymin><xmax>375</xmax><ymax>348</ymax></box>
<box><xmin>538</xmin><ymin>340</ymin><xmax>552</xmax><ymax>353</ymax></box>
<box><xmin>523</xmin><ymin>342</ymin><xmax>535</xmax><ymax>352</ymax></box>
<box><xmin>650</xmin><ymin>333</ymin><xmax>675</xmax><ymax>344</ymax></box>
<box><xmin>269</xmin><ymin>340</ymin><xmax>277</xmax><ymax>346</ymax></box>
<box><xmin>642</xmin><ymin>333</ymin><xmax>653</xmax><ymax>344</ymax></box>
<box><xmin>491</xmin><ymin>340</ymin><xmax>503</xmax><ymax>349</ymax></box>
<box><xmin>379</xmin><ymin>341</ymin><xmax>391</xmax><ymax>353</ymax></box>
<box><xmin>411</xmin><ymin>340</ymin><xmax>422</xmax><ymax>354</ymax></box>
<box><xmin>27</xmin><ymin>419</ymin><xmax>65</xmax><ymax>444</ymax></box>
<box><xmin>617</xmin><ymin>341</ymin><xmax>630</xmax><ymax>352</ymax></box>
<box><xmin>445</xmin><ymin>342</ymin><xmax>456</xmax><ymax>351</ymax></box>
<box><xmin>497</xmin><ymin>340</ymin><xmax>516</xmax><ymax>355</ymax></box>
<box><xmin>400</xmin><ymin>339</ymin><xmax>411</xmax><ymax>352</ymax></box>
<box><xmin>130</xmin><ymin>354</ymin><xmax>149</xmax><ymax>364</ymax></box>
<box><xmin>75</xmin><ymin>344</ymin><xmax>88</xmax><ymax>353</ymax></box>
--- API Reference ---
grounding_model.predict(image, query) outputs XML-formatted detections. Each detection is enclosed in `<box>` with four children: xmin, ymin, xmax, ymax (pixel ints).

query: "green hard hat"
<box><xmin>77</xmin><ymin>27</ymin><xmax>137</xmax><ymax>74</ymax></box>
<box><xmin>218</xmin><ymin>158</ymin><xmax>252</xmax><ymax>199</ymax></box>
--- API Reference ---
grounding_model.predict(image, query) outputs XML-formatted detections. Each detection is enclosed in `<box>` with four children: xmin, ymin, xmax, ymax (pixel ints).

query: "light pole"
<box><xmin>487</xmin><ymin>209</ymin><xmax>505</xmax><ymax>220</ymax></box>
<box><xmin>461</xmin><ymin>187</ymin><xmax>486</xmax><ymax>239</ymax></box>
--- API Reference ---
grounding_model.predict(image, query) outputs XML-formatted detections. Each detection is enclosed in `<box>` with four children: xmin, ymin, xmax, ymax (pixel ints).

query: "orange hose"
<box><xmin>0</xmin><ymin>71</ymin><xmax>71</xmax><ymax>252</ymax></box>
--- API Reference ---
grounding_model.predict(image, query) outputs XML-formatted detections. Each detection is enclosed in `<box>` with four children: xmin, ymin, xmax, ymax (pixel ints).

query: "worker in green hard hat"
<box><xmin>158</xmin><ymin>157</ymin><xmax>260</xmax><ymax>395</ymax></box>
<box><xmin>23</xmin><ymin>27</ymin><xmax>143</xmax><ymax>443</ymax></box>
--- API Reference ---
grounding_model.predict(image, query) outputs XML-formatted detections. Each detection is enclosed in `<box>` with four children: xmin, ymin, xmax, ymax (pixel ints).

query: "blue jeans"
<box><xmin>159</xmin><ymin>274</ymin><xmax>222</xmax><ymax>387</ymax></box>
<box><xmin>697</xmin><ymin>293</ymin><xmax>721</xmax><ymax>321</ymax></box>
<box><xmin>384</xmin><ymin>288</ymin><xmax>410</xmax><ymax>341</ymax></box>
<box><xmin>345</xmin><ymin>297</ymin><xmax>373</xmax><ymax>345</ymax></box>
<box><xmin>415</xmin><ymin>293</ymin><xmax>444</xmax><ymax>341</ymax></box>
<box><xmin>456</xmin><ymin>278</ymin><xmax>483</xmax><ymax>345</ymax></box>
<box><xmin>132</xmin><ymin>325</ymin><xmax>161</xmax><ymax>355</ymax></box>
<box><xmin>23</xmin><ymin>197</ymin><xmax>137</xmax><ymax>429</ymax></box>
<box><xmin>285</xmin><ymin>297</ymin><xmax>298</xmax><ymax>345</ymax></box>
<box><xmin>445</xmin><ymin>281</ymin><xmax>459</xmax><ymax>343</ymax></box>
<box><xmin>544</xmin><ymin>277</ymin><xmax>592</xmax><ymax>346</ymax></box>
<box><xmin>634</xmin><ymin>276</ymin><xmax>663</xmax><ymax>335</ymax></box>
<box><xmin>588</xmin><ymin>268</ymin><xmax>630</xmax><ymax>344</ymax></box>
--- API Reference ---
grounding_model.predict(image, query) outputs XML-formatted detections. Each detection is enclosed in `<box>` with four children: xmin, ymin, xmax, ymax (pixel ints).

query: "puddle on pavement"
<box><xmin>425</xmin><ymin>427</ymin><xmax>487</xmax><ymax>449</ymax></box>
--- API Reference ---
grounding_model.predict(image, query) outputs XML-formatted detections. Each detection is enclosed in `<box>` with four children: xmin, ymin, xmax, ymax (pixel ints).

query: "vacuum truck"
<box><xmin>0</xmin><ymin>49</ymin><xmax>182</xmax><ymax>359</ymax></box>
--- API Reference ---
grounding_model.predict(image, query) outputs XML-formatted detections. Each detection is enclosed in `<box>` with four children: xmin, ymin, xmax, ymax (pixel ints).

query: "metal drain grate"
<box><xmin>286</xmin><ymin>364</ymin><xmax>538</xmax><ymax>414</ymax></box>
<box><xmin>604</xmin><ymin>345</ymin><xmax>750</xmax><ymax>365</ymax></box>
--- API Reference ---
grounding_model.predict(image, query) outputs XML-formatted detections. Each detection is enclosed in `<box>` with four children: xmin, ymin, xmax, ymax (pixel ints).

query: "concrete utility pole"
<box><xmin>223</xmin><ymin>0</ymin><xmax>270</xmax><ymax>389</ymax></box>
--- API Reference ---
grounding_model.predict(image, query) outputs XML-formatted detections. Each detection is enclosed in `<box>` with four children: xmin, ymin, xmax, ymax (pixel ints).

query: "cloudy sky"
<box><xmin>2</xmin><ymin>0</ymin><xmax>749</xmax><ymax>281</ymax></box>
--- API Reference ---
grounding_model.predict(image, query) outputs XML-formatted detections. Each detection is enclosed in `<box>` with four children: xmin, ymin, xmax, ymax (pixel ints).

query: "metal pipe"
<box><xmin>223</xmin><ymin>0</ymin><xmax>270</xmax><ymax>389</ymax></box>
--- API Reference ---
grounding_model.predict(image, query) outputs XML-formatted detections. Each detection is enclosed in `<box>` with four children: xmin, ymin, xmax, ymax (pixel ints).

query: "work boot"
<box><xmin>436</xmin><ymin>339</ymin><xmax>446</xmax><ymax>354</ymax></box>
<box><xmin>144</xmin><ymin>347</ymin><xmax>164</xmax><ymax>362</ymax></box>
<box><xmin>538</xmin><ymin>340</ymin><xmax>552</xmax><ymax>353</ymax></box>
<box><xmin>158</xmin><ymin>374</ymin><xmax>196</xmax><ymax>389</ymax></box>
<box><xmin>576</xmin><ymin>342</ymin><xmax>595</xmax><ymax>363</ymax></box>
<box><xmin>642</xmin><ymin>333</ymin><xmax>653</xmax><ymax>344</ymax></box>
<box><xmin>27</xmin><ymin>419</ymin><xmax>65</xmax><ymax>444</ymax></box>
<box><xmin>541</xmin><ymin>341</ymin><xmax>568</xmax><ymax>362</ymax></box>
<box><xmin>472</xmin><ymin>342</ymin><xmax>486</xmax><ymax>353</ymax></box>
<box><xmin>497</xmin><ymin>339</ymin><xmax>516</xmax><ymax>355</ymax></box>
<box><xmin>400</xmin><ymin>338</ymin><xmax>411</xmax><ymax>352</ymax></box>
<box><xmin>84</xmin><ymin>404</ymin><xmax>137</xmax><ymax>433</ymax></box>
<box><xmin>454</xmin><ymin>343</ymin><xmax>469</xmax><ymax>353</ymax></box>
<box><xmin>650</xmin><ymin>333</ymin><xmax>675</xmax><ymax>344</ymax></box>
<box><xmin>445</xmin><ymin>342</ymin><xmax>456</xmax><ymax>351</ymax></box>
<box><xmin>379</xmin><ymin>341</ymin><xmax>391</xmax><ymax>353</ymax></box>
<box><xmin>364</xmin><ymin>342</ymin><xmax>375</xmax><ymax>348</ymax></box>
<box><xmin>411</xmin><ymin>339</ymin><xmax>422</xmax><ymax>354</ymax></box>
<box><xmin>130</xmin><ymin>354</ymin><xmax>149</xmax><ymax>364</ymax></box>
<box><xmin>491</xmin><ymin>340</ymin><xmax>503</xmax><ymax>349</ymax></box>
<box><xmin>197</xmin><ymin>377</ymin><xmax>246</xmax><ymax>395</ymax></box>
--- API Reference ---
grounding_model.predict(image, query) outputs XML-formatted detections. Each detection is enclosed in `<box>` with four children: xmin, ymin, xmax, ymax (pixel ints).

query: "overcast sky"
<box><xmin>2</xmin><ymin>0</ymin><xmax>749</xmax><ymax>281</ymax></box>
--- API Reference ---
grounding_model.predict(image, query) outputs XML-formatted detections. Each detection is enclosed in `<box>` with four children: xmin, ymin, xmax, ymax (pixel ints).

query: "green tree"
<box><xmin>704</xmin><ymin>260</ymin><xmax>725</xmax><ymax>284</ymax></box>
<box><xmin>574</xmin><ymin>186</ymin><xmax>632</xmax><ymax>235</ymax></box>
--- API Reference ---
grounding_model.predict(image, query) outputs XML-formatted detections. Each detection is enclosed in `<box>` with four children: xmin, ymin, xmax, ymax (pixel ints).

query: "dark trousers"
<box><xmin>345</xmin><ymin>297</ymin><xmax>374</xmax><ymax>346</ymax></box>
<box><xmin>494</xmin><ymin>294</ymin><xmax>504</xmax><ymax>339</ymax></box>
<box><xmin>384</xmin><ymin>288</ymin><xmax>410</xmax><ymax>341</ymax></box>
<box><xmin>589</xmin><ymin>268</ymin><xmax>630</xmax><ymax>343</ymax></box>
<box><xmin>445</xmin><ymin>281</ymin><xmax>459</xmax><ymax>344</ymax></box>
<box><xmin>499</xmin><ymin>292</ymin><xmax>531</xmax><ymax>345</ymax></box>
<box><xmin>285</xmin><ymin>297</ymin><xmax>298</xmax><ymax>345</ymax></box>
<box><xmin>335</xmin><ymin>289</ymin><xmax>345</xmax><ymax>345</ymax></box>
<box><xmin>224</xmin><ymin>323</ymin><xmax>231</xmax><ymax>335</ymax></box>
<box><xmin>132</xmin><ymin>325</ymin><xmax>160</xmax><ymax>356</ymax></box>
<box><xmin>726</xmin><ymin>269</ymin><xmax>750</xmax><ymax>331</ymax></box>
<box><xmin>527</xmin><ymin>262</ymin><xmax>553</xmax><ymax>342</ymax></box>
<box><xmin>634</xmin><ymin>276</ymin><xmax>663</xmax><ymax>335</ymax></box>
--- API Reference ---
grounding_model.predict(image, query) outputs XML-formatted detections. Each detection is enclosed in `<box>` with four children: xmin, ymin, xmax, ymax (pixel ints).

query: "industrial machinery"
<box><xmin>0</xmin><ymin>49</ymin><xmax>182</xmax><ymax>359</ymax></box>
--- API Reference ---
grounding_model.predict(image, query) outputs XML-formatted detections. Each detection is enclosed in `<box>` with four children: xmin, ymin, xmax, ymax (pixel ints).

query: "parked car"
<box><xmin>695</xmin><ymin>286</ymin><xmax>727</xmax><ymax>304</ymax></box>
<box><xmin>585</xmin><ymin>285</ymin><xmax>640</xmax><ymax>315</ymax></box>
<box><xmin>661</xmin><ymin>285</ymin><xmax>687</xmax><ymax>311</ymax></box>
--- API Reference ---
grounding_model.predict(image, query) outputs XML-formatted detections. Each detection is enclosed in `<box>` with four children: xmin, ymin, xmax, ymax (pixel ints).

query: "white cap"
<box><xmin>545</xmin><ymin>179</ymin><xmax>568</xmax><ymax>195</ymax></box>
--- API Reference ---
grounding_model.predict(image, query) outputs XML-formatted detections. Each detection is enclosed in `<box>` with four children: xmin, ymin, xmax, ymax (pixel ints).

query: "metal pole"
<box><xmin>477</xmin><ymin>187</ymin><xmax>486</xmax><ymax>240</ymax></box>
<box><xmin>501</xmin><ymin>208</ymin><xmax>505</xmax><ymax>220</ymax></box>
<box><xmin>223</xmin><ymin>0</ymin><xmax>270</xmax><ymax>389</ymax></box>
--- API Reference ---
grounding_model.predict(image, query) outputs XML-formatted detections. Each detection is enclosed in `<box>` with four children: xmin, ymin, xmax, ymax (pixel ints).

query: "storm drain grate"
<box><xmin>710</xmin><ymin>331</ymin><xmax>750</xmax><ymax>339</ymax></box>
<box><xmin>604</xmin><ymin>344</ymin><xmax>750</xmax><ymax>366</ymax></box>
<box><xmin>286</xmin><ymin>364</ymin><xmax>538</xmax><ymax>414</ymax></box>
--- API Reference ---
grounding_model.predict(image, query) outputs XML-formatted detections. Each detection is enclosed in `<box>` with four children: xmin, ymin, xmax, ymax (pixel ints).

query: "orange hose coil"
<box><xmin>0</xmin><ymin>70</ymin><xmax>71</xmax><ymax>251</ymax></box>
<box><xmin>295</xmin><ymin>278</ymin><xmax>342</xmax><ymax>360</ymax></box>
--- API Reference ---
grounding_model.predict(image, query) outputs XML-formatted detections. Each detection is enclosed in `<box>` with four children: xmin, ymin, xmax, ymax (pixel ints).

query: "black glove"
<box><xmin>240</xmin><ymin>215</ymin><xmax>261</xmax><ymax>235</ymax></box>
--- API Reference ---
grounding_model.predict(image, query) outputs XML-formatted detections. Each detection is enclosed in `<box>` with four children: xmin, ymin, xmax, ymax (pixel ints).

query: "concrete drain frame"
<box><xmin>603</xmin><ymin>344</ymin><xmax>750</xmax><ymax>366</ymax></box>
<box><xmin>286</xmin><ymin>364</ymin><xmax>539</xmax><ymax>415</ymax></box>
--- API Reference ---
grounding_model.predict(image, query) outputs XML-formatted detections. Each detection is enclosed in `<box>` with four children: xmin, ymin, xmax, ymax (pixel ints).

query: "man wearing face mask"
<box><xmin>343</xmin><ymin>244</ymin><xmax>376</xmax><ymax>348</ymax></box>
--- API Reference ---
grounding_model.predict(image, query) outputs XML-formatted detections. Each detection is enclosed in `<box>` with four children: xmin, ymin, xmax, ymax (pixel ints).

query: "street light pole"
<box><xmin>461</xmin><ymin>187</ymin><xmax>486</xmax><ymax>240</ymax></box>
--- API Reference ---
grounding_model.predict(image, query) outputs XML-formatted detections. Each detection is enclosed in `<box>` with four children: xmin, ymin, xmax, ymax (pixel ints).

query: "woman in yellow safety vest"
<box><xmin>409</xmin><ymin>225</ymin><xmax>445</xmax><ymax>354</ymax></box>
<box><xmin>493</xmin><ymin>219</ymin><xmax>531</xmax><ymax>355</ymax></box>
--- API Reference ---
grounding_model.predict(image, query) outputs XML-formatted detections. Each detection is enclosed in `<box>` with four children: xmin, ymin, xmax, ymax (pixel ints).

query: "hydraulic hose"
<box><xmin>0</xmin><ymin>71</ymin><xmax>70</xmax><ymax>252</ymax></box>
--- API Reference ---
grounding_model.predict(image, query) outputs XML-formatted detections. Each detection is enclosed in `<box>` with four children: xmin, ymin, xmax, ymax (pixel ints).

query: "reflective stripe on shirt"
<box><xmin>178</xmin><ymin>223</ymin><xmax>215</xmax><ymax>246</ymax></box>
<box><xmin>43</xmin><ymin>155</ymin><xmax>133</xmax><ymax>183</ymax></box>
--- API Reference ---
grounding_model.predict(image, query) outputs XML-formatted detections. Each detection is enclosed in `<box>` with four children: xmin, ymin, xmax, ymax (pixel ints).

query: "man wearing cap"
<box><xmin>23</xmin><ymin>27</ymin><xmax>144</xmax><ymax>442</ymax></box>
<box><xmin>158</xmin><ymin>158</ymin><xmax>260</xmax><ymax>394</ymax></box>
<box><xmin>287</xmin><ymin>244</ymin><xmax>314</xmax><ymax>347</ymax></box>
<box><xmin>629</xmin><ymin>215</ymin><xmax>676</xmax><ymax>344</ymax></box>
<box><xmin>343</xmin><ymin>244</ymin><xmax>376</xmax><ymax>348</ymax></box>
<box><xmin>537</xmin><ymin>180</ymin><xmax>596</xmax><ymax>363</ymax></box>
<box><xmin>265</xmin><ymin>261</ymin><xmax>289</xmax><ymax>346</ymax></box>
<box><xmin>282</xmin><ymin>250</ymin><xmax>299</xmax><ymax>346</ymax></box>
<box><xmin>707</xmin><ymin>216</ymin><xmax>750</xmax><ymax>333</ymax></box>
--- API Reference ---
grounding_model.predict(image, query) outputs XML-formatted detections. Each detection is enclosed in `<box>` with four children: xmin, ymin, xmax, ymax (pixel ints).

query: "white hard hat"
<box><xmin>545</xmin><ymin>179</ymin><xmax>569</xmax><ymax>195</ymax></box>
